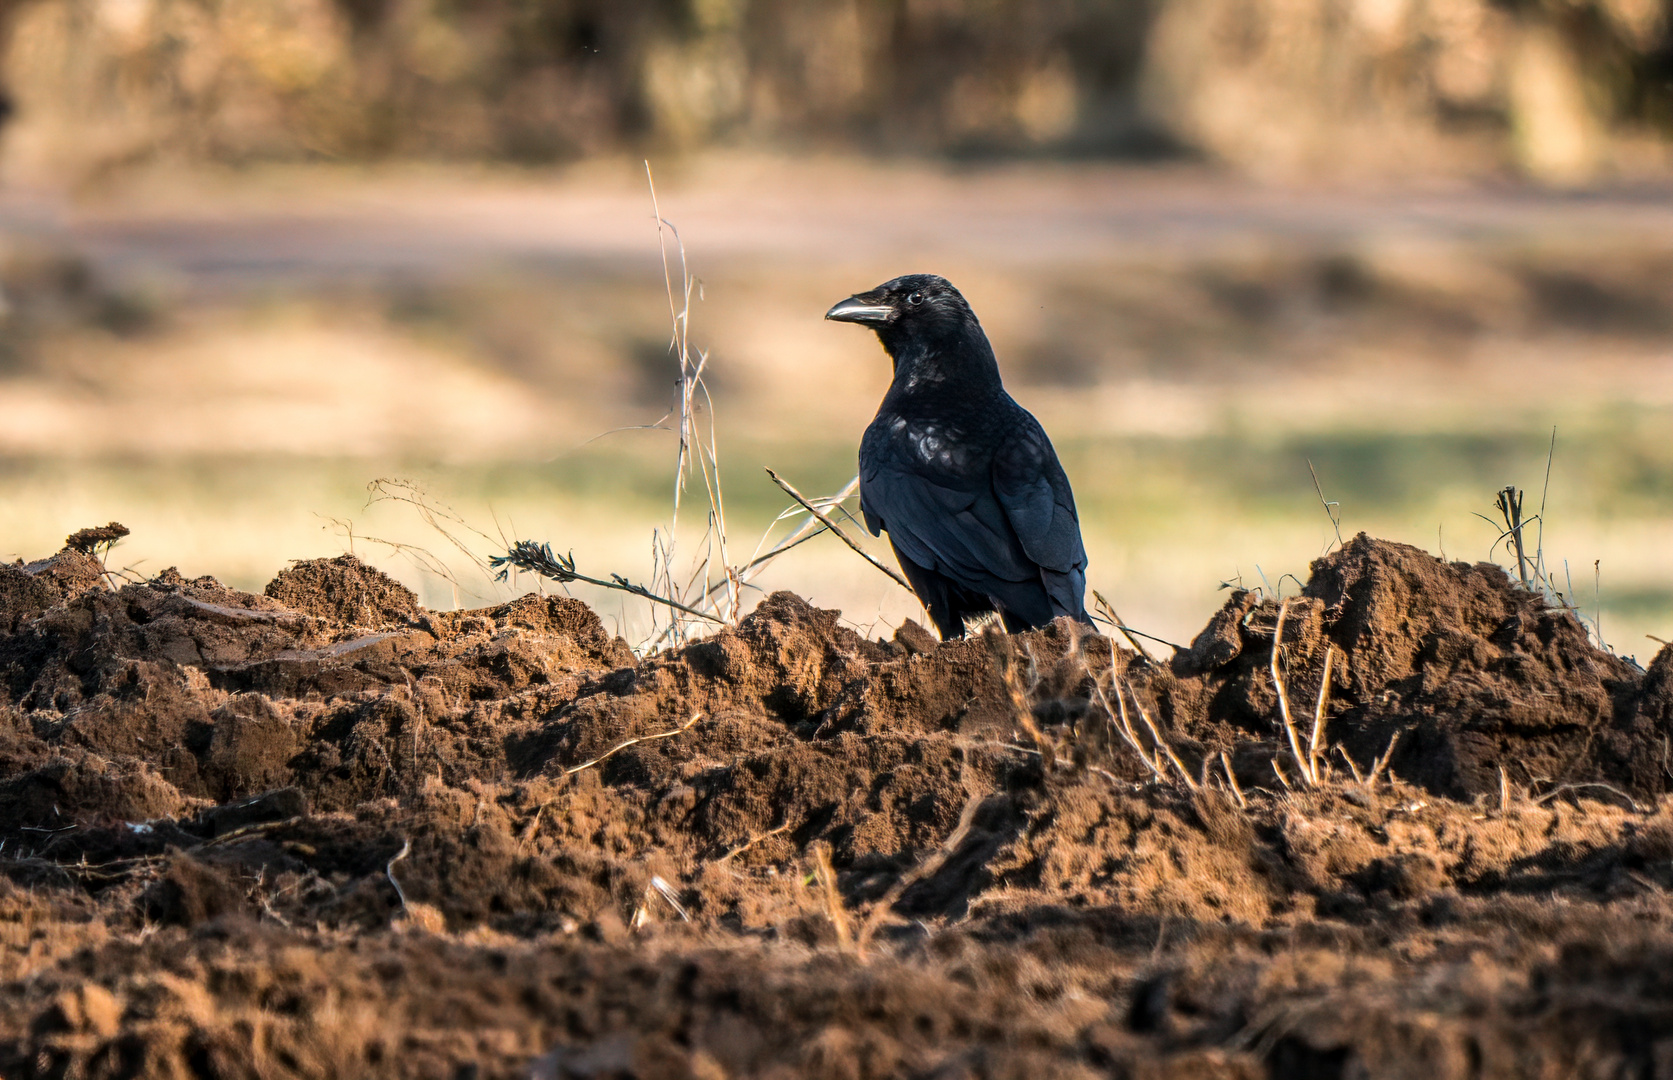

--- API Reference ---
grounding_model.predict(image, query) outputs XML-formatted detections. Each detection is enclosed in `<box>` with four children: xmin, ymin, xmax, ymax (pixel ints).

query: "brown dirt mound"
<box><xmin>264</xmin><ymin>553</ymin><xmax>422</xmax><ymax>628</ymax></box>
<box><xmin>0</xmin><ymin>529</ymin><xmax>1670</xmax><ymax>1077</ymax></box>
<box><xmin>1154</xmin><ymin>534</ymin><xmax>1656</xmax><ymax>802</ymax></box>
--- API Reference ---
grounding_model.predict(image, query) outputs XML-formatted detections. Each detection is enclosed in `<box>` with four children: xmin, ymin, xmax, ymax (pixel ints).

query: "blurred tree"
<box><xmin>0</xmin><ymin>0</ymin><xmax>1666</xmax><ymax>184</ymax></box>
<box><xmin>1144</xmin><ymin>0</ymin><xmax>1673</xmax><ymax>181</ymax></box>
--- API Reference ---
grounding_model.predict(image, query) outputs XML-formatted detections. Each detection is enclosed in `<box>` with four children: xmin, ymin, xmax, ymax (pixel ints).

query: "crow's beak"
<box><xmin>825</xmin><ymin>296</ymin><xmax>894</xmax><ymax>325</ymax></box>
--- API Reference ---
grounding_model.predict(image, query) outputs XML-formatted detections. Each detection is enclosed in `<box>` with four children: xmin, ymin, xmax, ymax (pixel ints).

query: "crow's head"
<box><xmin>825</xmin><ymin>274</ymin><xmax>979</xmax><ymax>353</ymax></box>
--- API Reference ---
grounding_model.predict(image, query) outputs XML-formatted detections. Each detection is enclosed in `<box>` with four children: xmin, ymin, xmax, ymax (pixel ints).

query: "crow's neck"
<box><xmin>881</xmin><ymin>331</ymin><xmax>1005</xmax><ymax>408</ymax></box>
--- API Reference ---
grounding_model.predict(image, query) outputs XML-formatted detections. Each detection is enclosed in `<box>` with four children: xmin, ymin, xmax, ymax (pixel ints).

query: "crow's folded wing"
<box><xmin>860</xmin><ymin>437</ymin><xmax>1037</xmax><ymax>587</ymax></box>
<box><xmin>991</xmin><ymin>417</ymin><xmax>1086</xmax><ymax>577</ymax></box>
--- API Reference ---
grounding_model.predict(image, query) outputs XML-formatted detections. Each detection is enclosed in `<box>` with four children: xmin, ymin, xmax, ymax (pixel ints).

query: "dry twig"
<box><xmin>566</xmin><ymin>712</ymin><xmax>703</xmax><ymax>776</ymax></box>
<box><xmin>717</xmin><ymin>819</ymin><xmax>795</xmax><ymax>864</ymax></box>
<box><xmin>856</xmin><ymin>790</ymin><xmax>984</xmax><ymax>956</ymax></box>
<box><xmin>1306</xmin><ymin>646</ymin><xmax>1335</xmax><ymax>782</ymax></box>
<box><xmin>1531</xmin><ymin>781</ymin><xmax>1643</xmax><ymax>813</ymax></box>
<box><xmin>811</xmin><ymin>844</ymin><xmax>853</xmax><ymax>954</ymax></box>
<box><xmin>1269</xmin><ymin>600</ymin><xmax>1314</xmax><ymax>785</ymax></box>
<box><xmin>1368</xmin><ymin>730</ymin><xmax>1402</xmax><ymax>788</ymax></box>
<box><xmin>1334</xmin><ymin>746</ymin><xmax>1366</xmax><ymax>785</ymax></box>
<box><xmin>765</xmin><ymin>468</ymin><xmax>912</xmax><ymax>592</ymax></box>
<box><xmin>1123</xmin><ymin>677</ymin><xmax>1196</xmax><ymax>790</ymax></box>
<box><xmin>1087</xmin><ymin>641</ymin><xmax>1169</xmax><ymax>783</ymax></box>
<box><xmin>490</xmin><ymin>542</ymin><xmax>723</xmax><ymax>625</ymax></box>
<box><xmin>1091</xmin><ymin>590</ymin><xmax>1159</xmax><ymax>661</ymax></box>
<box><xmin>1220</xmin><ymin>751</ymin><xmax>1247</xmax><ymax>809</ymax></box>
<box><xmin>1307</xmin><ymin>460</ymin><xmax>1344</xmax><ymax>549</ymax></box>
<box><xmin>986</xmin><ymin>629</ymin><xmax>1055</xmax><ymax>768</ymax></box>
<box><xmin>386</xmin><ymin>838</ymin><xmax>412</xmax><ymax>911</ymax></box>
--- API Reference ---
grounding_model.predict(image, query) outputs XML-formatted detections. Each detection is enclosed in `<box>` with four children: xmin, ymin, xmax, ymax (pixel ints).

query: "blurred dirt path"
<box><xmin>4</xmin><ymin>159</ymin><xmax>1673</xmax><ymax>294</ymax></box>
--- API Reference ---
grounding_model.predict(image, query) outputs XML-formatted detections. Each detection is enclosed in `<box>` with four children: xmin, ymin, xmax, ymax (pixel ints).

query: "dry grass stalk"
<box><xmin>1499</xmin><ymin>764</ymin><xmax>1511</xmax><ymax>814</ymax></box>
<box><xmin>1104</xmin><ymin>678</ymin><xmax>1168</xmax><ymax>782</ymax></box>
<box><xmin>363</xmin><ymin>478</ymin><xmax>506</xmax><ymax>585</ymax></box>
<box><xmin>1496</xmin><ymin>486</ymin><xmax>1532</xmax><ymax>588</ymax></box>
<box><xmin>1220</xmin><ymin>751</ymin><xmax>1247</xmax><ymax>809</ymax></box>
<box><xmin>385</xmin><ymin>838</ymin><xmax>412</xmax><ymax>911</ymax></box>
<box><xmin>1334</xmin><ymin>746</ymin><xmax>1366</xmax><ymax>785</ymax></box>
<box><xmin>1082</xmin><ymin>635</ymin><xmax>1170</xmax><ymax>783</ymax></box>
<box><xmin>492</xmin><ymin>542</ymin><xmax>724</xmax><ymax>626</ymax></box>
<box><xmin>811</xmin><ymin>843</ymin><xmax>853</xmax><ymax>954</ymax></box>
<box><xmin>1123</xmin><ymin>677</ymin><xmax>1197</xmax><ymax>790</ymax></box>
<box><xmin>1306</xmin><ymin>646</ymin><xmax>1336</xmax><ymax>782</ymax></box>
<box><xmin>518</xmin><ymin>804</ymin><xmax>547</xmax><ymax>851</ymax></box>
<box><xmin>1091</xmin><ymin>590</ymin><xmax>1158</xmax><ymax>661</ymax></box>
<box><xmin>1087</xmin><ymin>648</ymin><xmax>1168</xmax><ymax>783</ymax></box>
<box><xmin>202</xmin><ymin>816</ymin><xmax>304</xmax><ymax>849</ymax></box>
<box><xmin>855</xmin><ymin>789</ymin><xmax>984</xmax><ymax>957</ymax></box>
<box><xmin>648</xmin><ymin>164</ymin><xmax>722</xmax><ymax>624</ymax></box>
<box><xmin>1268</xmin><ymin>602</ymin><xmax>1338</xmax><ymax>787</ymax></box>
<box><xmin>717</xmin><ymin>819</ymin><xmax>794</xmax><ymax>864</ymax></box>
<box><xmin>648</xmin><ymin>876</ymin><xmax>691</xmax><ymax>922</ymax></box>
<box><xmin>566</xmin><ymin>712</ymin><xmax>702</xmax><ymax>776</ymax></box>
<box><xmin>1368</xmin><ymin>730</ymin><xmax>1402</xmax><ymax>787</ymax></box>
<box><xmin>1269</xmin><ymin>599</ymin><xmax>1316</xmax><ymax>785</ymax></box>
<box><xmin>986</xmin><ymin>629</ymin><xmax>1056</xmax><ymax>769</ymax></box>
<box><xmin>1307</xmin><ymin>459</ymin><xmax>1344</xmax><ymax>549</ymax></box>
<box><xmin>765</xmin><ymin>468</ymin><xmax>912</xmax><ymax>592</ymax></box>
<box><xmin>1531</xmin><ymin>781</ymin><xmax>1643</xmax><ymax>813</ymax></box>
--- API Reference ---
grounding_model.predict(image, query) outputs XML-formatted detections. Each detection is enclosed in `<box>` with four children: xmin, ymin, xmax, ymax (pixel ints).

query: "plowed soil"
<box><xmin>1</xmin><ymin>532</ymin><xmax>1671</xmax><ymax>1079</ymax></box>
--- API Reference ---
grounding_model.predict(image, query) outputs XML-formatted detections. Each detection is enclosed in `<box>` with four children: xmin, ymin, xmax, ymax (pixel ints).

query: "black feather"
<box><xmin>828</xmin><ymin>273</ymin><xmax>1090</xmax><ymax>639</ymax></box>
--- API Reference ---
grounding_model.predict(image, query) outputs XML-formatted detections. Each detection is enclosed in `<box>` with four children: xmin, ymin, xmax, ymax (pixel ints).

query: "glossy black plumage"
<box><xmin>826</xmin><ymin>273</ymin><xmax>1090</xmax><ymax>639</ymax></box>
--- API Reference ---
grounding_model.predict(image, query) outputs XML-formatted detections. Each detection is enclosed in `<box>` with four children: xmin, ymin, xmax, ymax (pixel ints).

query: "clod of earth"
<box><xmin>0</xmin><ymin>531</ymin><xmax>1670</xmax><ymax>1077</ymax></box>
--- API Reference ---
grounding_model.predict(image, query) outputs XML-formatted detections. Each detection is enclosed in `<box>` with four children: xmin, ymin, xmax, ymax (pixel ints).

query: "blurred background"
<box><xmin>0</xmin><ymin>0</ymin><xmax>1670</xmax><ymax>654</ymax></box>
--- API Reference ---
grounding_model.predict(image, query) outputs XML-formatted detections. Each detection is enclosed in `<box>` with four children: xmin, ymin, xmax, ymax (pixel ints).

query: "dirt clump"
<box><xmin>0</xmin><ymin>529</ymin><xmax>1670</xmax><ymax>1077</ymax></box>
<box><xmin>0</xmin><ymin>546</ymin><xmax>108</xmax><ymax>633</ymax></box>
<box><xmin>1152</xmin><ymin>534</ymin><xmax>1656</xmax><ymax>802</ymax></box>
<box><xmin>264</xmin><ymin>553</ymin><xmax>421</xmax><ymax>628</ymax></box>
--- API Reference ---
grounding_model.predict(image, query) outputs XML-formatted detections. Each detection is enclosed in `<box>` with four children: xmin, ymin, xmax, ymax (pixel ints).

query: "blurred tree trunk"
<box><xmin>0</xmin><ymin>0</ymin><xmax>1665</xmax><ymax>185</ymax></box>
<box><xmin>1141</xmin><ymin>0</ymin><xmax>1670</xmax><ymax>182</ymax></box>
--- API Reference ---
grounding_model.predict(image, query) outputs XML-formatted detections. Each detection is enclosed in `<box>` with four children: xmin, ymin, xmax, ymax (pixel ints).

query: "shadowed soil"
<box><xmin>0</xmin><ymin>533</ymin><xmax>1670</xmax><ymax>1078</ymax></box>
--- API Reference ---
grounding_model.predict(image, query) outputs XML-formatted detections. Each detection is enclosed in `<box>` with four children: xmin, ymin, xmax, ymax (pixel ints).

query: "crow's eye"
<box><xmin>907</xmin><ymin>291</ymin><xmax>924</xmax><ymax>306</ymax></box>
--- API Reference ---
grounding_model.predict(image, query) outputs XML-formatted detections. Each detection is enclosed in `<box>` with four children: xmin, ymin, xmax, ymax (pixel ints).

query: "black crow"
<box><xmin>826</xmin><ymin>273</ymin><xmax>1090</xmax><ymax>639</ymax></box>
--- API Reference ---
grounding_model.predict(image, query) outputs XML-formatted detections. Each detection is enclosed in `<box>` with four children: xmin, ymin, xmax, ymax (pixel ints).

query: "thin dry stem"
<box><xmin>1308</xmin><ymin>459</ymin><xmax>1345</xmax><ymax>549</ymax></box>
<box><xmin>566</xmin><ymin>712</ymin><xmax>703</xmax><ymax>775</ymax></box>
<box><xmin>648</xmin><ymin>876</ymin><xmax>691</xmax><ymax>922</ymax></box>
<box><xmin>1531</xmin><ymin>781</ymin><xmax>1643</xmax><ymax>813</ymax></box>
<box><xmin>1099</xmin><ymin>677</ymin><xmax>1167</xmax><ymax>782</ymax></box>
<box><xmin>1220</xmin><ymin>751</ymin><xmax>1247</xmax><ymax>808</ymax></box>
<box><xmin>1269</xmin><ymin>599</ymin><xmax>1315</xmax><ymax>785</ymax></box>
<box><xmin>1307</xmin><ymin>646</ymin><xmax>1335</xmax><ymax>782</ymax></box>
<box><xmin>811</xmin><ymin>844</ymin><xmax>853</xmax><ymax>954</ymax></box>
<box><xmin>202</xmin><ymin>816</ymin><xmax>305</xmax><ymax>849</ymax></box>
<box><xmin>856</xmin><ymin>789</ymin><xmax>983</xmax><ymax>956</ymax></box>
<box><xmin>1089</xmin><ymin>639</ymin><xmax>1169</xmax><ymax>782</ymax></box>
<box><xmin>386</xmin><ymin>838</ymin><xmax>412</xmax><ymax>911</ymax></box>
<box><xmin>717</xmin><ymin>819</ymin><xmax>795</xmax><ymax>864</ymax></box>
<box><xmin>987</xmin><ymin>630</ymin><xmax>1055</xmax><ymax>769</ymax></box>
<box><xmin>765</xmin><ymin>468</ymin><xmax>912</xmax><ymax>593</ymax></box>
<box><xmin>1334</xmin><ymin>746</ymin><xmax>1366</xmax><ymax>785</ymax></box>
<box><xmin>1124</xmin><ymin>677</ymin><xmax>1196</xmax><ymax>790</ymax></box>
<box><xmin>1091</xmin><ymin>590</ymin><xmax>1157</xmax><ymax>661</ymax></box>
<box><xmin>1369</xmin><ymin>730</ymin><xmax>1402</xmax><ymax>788</ymax></box>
